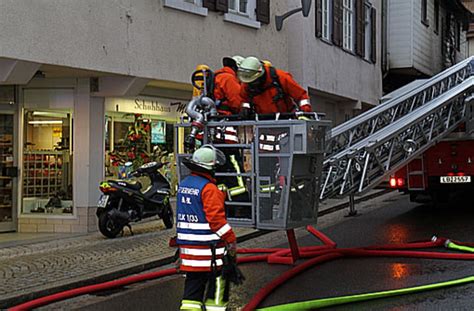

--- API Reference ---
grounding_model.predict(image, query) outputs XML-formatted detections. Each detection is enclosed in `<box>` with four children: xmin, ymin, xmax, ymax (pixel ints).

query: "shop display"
<box><xmin>109</xmin><ymin>114</ymin><xmax>169</xmax><ymax>170</ymax></box>
<box><xmin>22</xmin><ymin>151</ymin><xmax>72</xmax><ymax>214</ymax></box>
<box><xmin>0</xmin><ymin>135</ymin><xmax>13</xmax><ymax>222</ymax></box>
<box><xmin>151</xmin><ymin>120</ymin><xmax>166</xmax><ymax>144</ymax></box>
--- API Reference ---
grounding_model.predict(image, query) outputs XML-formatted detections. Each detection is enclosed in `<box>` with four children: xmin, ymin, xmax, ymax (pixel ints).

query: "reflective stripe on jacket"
<box><xmin>176</xmin><ymin>173</ymin><xmax>236</xmax><ymax>272</ymax></box>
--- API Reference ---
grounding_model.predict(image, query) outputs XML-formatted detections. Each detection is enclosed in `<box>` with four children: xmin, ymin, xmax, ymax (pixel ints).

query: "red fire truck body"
<box><xmin>390</xmin><ymin>129</ymin><xmax>474</xmax><ymax>204</ymax></box>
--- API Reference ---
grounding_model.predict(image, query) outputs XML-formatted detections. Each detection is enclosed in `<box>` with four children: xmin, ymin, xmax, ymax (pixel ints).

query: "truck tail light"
<box><xmin>389</xmin><ymin>176</ymin><xmax>405</xmax><ymax>188</ymax></box>
<box><xmin>457</xmin><ymin>172</ymin><xmax>465</xmax><ymax>176</ymax></box>
<box><xmin>390</xmin><ymin>177</ymin><xmax>397</xmax><ymax>188</ymax></box>
<box><xmin>397</xmin><ymin>178</ymin><xmax>405</xmax><ymax>187</ymax></box>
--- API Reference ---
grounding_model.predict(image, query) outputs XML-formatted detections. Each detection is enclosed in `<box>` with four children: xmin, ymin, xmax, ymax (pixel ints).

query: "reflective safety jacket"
<box><xmin>176</xmin><ymin>173</ymin><xmax>236</xmax><ymax>272</ymax></box>
<box><xmin>241</xmin><ymin>66</ymin><xmax>311</xmax><ymax>114</ymax></box>
<box><xmin>213</xmin><ymin>67</ymin><xmax>243</xmax><ymax>114</ymax></box>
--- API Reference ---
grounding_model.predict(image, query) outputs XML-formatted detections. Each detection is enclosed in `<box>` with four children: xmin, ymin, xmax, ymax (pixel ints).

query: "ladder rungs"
<box><xmin>225</xmin><ymin>202</ymin><xmax>253</xmax><ymax>206</ymax></box>
<box><xmin>215</xmin><ymin>172</ymin><xmax>252</xmax><ymax>177</ymax></box>
<box><xmin>212</xmin><ymin>144</ymin><xmax>252</xmax><ymax>149</ymax></box>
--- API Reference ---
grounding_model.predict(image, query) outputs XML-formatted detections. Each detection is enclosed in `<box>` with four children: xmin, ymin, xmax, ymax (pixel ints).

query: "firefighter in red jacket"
<box><xmin>177</xmin><ymin>145</ymin><xmax>239</xmax><ymax>311</ymax></box>
<box><xmin>237</xmin><ymin>56</ymin><xmax>312</xmax><ymax>118</ymax></box>
<box><xmin>214</xmin><ymin>55</ymin><xmax>245</xmax><ymax>115</ymax></box>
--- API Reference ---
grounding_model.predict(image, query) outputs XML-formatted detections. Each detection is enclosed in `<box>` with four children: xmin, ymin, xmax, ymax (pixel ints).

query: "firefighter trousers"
<box><xmin>180</xmin><ymin>271</ymin><xmax>230</xmax><ymax>310</ymax></box>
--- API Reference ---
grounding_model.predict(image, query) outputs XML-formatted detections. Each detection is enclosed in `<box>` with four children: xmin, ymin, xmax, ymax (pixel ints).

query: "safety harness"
<box><xmin>247</xmin><ymin>66</ymin><xmax>286</xmax><ymax>113</ymax></box>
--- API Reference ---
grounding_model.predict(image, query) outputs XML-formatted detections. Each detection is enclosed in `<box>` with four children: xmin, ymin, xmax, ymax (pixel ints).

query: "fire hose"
<box><xmin>8</xmin><ymin>227</ymin><xmax>474</xmax><ymax>311</ymax></box>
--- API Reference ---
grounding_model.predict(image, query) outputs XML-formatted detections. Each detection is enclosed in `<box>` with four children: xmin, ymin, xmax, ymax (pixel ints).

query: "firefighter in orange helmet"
<box><xmin>237</xmin><ymin>56</ymin><xmax>312</xmax><ymax>118</ymax></box>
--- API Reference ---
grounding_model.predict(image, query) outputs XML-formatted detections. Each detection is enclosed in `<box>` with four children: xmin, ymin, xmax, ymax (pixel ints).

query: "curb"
<box><xmin>1</xmin><ymin>189</ymin><xmax>394</xmax><ymax>309</ymax></box>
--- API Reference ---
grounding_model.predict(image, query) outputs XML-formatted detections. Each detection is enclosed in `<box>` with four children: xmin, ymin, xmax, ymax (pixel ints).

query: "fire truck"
<box><xmin>326</xmin><ymin>58</ymin><xmax>474</xmax><ymax>206</ymax></box>
<box><xmin>388</xmin><ymin>127</ymin><xmax>474</xmax><ymax>205</ymax></box>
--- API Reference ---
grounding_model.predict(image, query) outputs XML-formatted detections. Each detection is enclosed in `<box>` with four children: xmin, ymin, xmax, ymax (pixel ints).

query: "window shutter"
<box><xmin>203</xmin><ymin>0</ymin><xmax>216</xmax><ymax>11</ymax></box>
<box><xmin>257</xmin><ymin>0</ymin><xmax>270</xmax><ymax>24</ymax></box>
<box><xmin>216</xmin><ymin>0</ymin><xmax>228</xmax><ymax>13</ymax></box>
<box><xmin>316</xmin><ymin>0</ymin><xmax>323</xmax><ymax>38</ymax></box>
<box><xmin>332</xmin><ymin>0</ymin><xmax>343</xmax><ymax>46</ymax></box>
<box><xmin>370</xmin><ymin>7</ymin><xmax>376</xmax><ymax>63</ymax></box>
<box><xmin>355</xmin><ymin>0</ymin><xmax>365</xmax><ymax>57</ymax></box>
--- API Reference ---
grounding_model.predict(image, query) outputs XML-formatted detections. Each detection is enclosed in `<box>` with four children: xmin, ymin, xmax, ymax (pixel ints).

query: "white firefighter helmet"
<box><xmin>237</xmin><ymin>56</ymin><xmax>265</xmax><ymax>83</ymax></box>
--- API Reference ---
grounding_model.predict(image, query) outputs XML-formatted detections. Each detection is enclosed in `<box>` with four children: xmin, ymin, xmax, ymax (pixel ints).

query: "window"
<box><xmin>456</xmin><ymin>22</ymin><xmax>461</xmax><ymax>51</ymax></box>
<box><xmin>224</xmin><ymin>0</ymin><xmax>261</xmax><ymax>29</ymax></box>
<box><xmin>322</xmin><ymin>0</ymin><xmax>332</xmax><ymax>40</ymax></box>
<box><xmin>343</xmin><ymin>0</ymin><xmax>355</xmax><ymax>51</ymax></box>
<box><xmin>434</xmin><ymin>0</ymin><xmax>439</xmax><ymax>34</ymax></box>
<box><xmin>364</xmin><ymin>3</ymin><xmax>372</xmax><ymax>61</ymax></box>
<box><xmin>229</xmin><ymin>0</ymin><xmax>248</xmax><ymax>15</ymax></box>
<box><xmin>163</xmin><ymin>0</ymin><xmax>207</xmax><ymax>16</ymax></box>
<box><xmin>22</xmin><ymin>110</ymin><xmax>74</xmax><ymax>215</ymax></box>
<box><xmin>421</xmin><ymin>0</ymin><xmax>428</xmax><ymax>26</ymax></box>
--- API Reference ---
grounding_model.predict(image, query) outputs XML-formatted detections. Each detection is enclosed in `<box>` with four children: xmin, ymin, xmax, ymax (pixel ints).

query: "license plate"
<box><xmin>97</xmin><ymin>195</ymin><xmax>109</xmax><ymax>208</ymax></box>
<box><xmin>440</xmin><ymin>176</ymin><xmax>471</xmax><ymax>184</ymax></box>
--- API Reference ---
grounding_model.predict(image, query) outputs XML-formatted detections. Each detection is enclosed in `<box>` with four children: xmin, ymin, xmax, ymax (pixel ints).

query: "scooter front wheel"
<box><xmin>161</xmin><ymin>202</ymin><xmax>174</xmax><ymax>229</ymax></box>
<box><xmin>98</xmin><ymin>212</ymin><xmax>123</xmax><ymax>238</ymax></box>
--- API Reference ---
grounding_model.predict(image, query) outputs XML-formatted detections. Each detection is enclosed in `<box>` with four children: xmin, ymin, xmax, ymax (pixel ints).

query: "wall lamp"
<box><xmin>275</xmin><ymin>0</ymin><xmax>312</xmax><ymax>31</ymax></box>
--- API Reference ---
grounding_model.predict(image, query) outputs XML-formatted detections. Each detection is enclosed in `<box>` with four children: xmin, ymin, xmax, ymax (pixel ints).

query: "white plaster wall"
<box><xmin>73</xmin><ymin>79</ymin><xmax>91</xmax><ymax>208</ymax></box>
<box><xmin>88</xmin><ymin>97</ymin><xmax>105</xmax><ymax>207</ymax></box>
<box><xmin>412</xmin><ymin>0</ymin><xmax>445</xmax><ymax>75</ymax></box>
<box><xmin>388</xmin><ymin>0</ymin><xmax>413</xmax><ymax>69</ymax></box>
<box><xmin>468</xmin><ymin>36</ymin><xmax>474</xmax><ymax>56</ymax></box>
<box><xmin>0</xmin><ymin>0</ymin><xmax>288</xmax><ymax>83</ymax></box>
<box><xmin>287</xmin><ymin>0</ymin><xmax>383</xmax><ymax>107</ymax></box>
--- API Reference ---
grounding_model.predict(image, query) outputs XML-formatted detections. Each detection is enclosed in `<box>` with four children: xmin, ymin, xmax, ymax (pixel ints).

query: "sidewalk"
<box><xmin>0</xmin><ymin>189</ymin><xmax>395</xmax><ymax>309</ymax></box>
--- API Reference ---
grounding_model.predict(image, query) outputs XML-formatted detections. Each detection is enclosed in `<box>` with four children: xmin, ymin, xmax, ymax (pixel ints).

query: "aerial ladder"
<box><xmin>175</xmin><ymin>57</ymin><xmax>474</xmax><ymax>233</ymax></box>
<box><xmin>320</xmin><ymin>57</ymin><xmax>474</xmax><ymax>202</ymax></box>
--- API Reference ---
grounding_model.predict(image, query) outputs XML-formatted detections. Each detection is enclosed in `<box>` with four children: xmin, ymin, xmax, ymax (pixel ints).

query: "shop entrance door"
<box><xmin>0</xmin><ymin>113</ymin><xmax>17</xmax><ymax>232</ymax></box>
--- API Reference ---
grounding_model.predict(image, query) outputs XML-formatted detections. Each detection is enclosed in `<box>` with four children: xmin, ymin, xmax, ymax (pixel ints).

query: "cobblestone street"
<box><xmin>0</xmin><ymin>190</ymin><xmax>393</xmax><ymax>308</ymax></box>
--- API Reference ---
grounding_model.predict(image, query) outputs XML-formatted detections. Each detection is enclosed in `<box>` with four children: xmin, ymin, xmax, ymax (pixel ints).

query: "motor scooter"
<box><xmin>96</xmin><ymin>161</ymin><xmax>173</xmax><ymax>238</ymax></box>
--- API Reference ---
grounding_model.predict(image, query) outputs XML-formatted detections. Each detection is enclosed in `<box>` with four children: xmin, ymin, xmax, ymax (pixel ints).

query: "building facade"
<box><xmin>0</xmin><ymin>0</ymin><xmax>289</xmax><ymax>233</ymax></box>
<box><xmin>462</xmin><ymin>0</ymin><xmax>474</xmax><ymax>56</ymax></box>
<box><xmin>287</xmin><ymin>0</ymin><xmax>383</xmax><ymax>125</ymax></box>
<box><xmin>383</xmin><ymin>0</ymin><xmax>471</xmax><ymax>93</ymax></box>
<box><xmin>2</xmin><ymin>0</ymin><xmax>463</xmax><ymax>234</ymax></box>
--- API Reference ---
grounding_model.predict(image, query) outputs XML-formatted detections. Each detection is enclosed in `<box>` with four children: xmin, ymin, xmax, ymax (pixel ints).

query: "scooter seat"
<box><xmin>110</xmin><ymin>179</ymin><xmax>142</xmax><ymax>191</ymax></box>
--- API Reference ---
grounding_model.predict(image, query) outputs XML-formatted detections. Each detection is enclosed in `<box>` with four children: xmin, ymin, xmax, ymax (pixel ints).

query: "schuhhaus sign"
<box><xmin>105</xmin><ymin>96</ymin><xmax>187</xmax><ymax>121</ymax></box>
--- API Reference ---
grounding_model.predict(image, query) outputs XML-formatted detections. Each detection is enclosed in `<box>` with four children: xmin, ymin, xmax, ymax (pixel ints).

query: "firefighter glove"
<box><xmin>299</xmin><ymin>104</ymin><xmax>312</xmax><ymax>113</ymax></box>
<box><xmin>239</xmin><ymin>103</ymin><xmax>253</xmax><ymax>120</ymax></box>
<box><xmin>222</xmin><ymin>253</ymin><xmax>245</xmax><ymax>285</ymax></box>
<box><xmin>226</xmin><ymin>241</ymin><xmax>237</xmax><ymax>257</ymax></box>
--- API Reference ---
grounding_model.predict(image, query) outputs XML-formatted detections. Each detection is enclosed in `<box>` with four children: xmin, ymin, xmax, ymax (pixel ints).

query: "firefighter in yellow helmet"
<box><xmin>191</xmin><ymin>64</ymin><xmax>212</xmax><ymax>98</ymax></box>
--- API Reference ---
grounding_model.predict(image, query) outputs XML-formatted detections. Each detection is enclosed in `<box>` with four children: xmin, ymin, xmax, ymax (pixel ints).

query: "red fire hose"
<box><xmin>8</xmin><ymin>226</ymin><xmax>474</xmax><ymax>311</ymax></box>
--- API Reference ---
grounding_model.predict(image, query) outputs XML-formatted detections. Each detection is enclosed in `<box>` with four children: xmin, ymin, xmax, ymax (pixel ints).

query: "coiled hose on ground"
<box><xmin>9</xmin><ymin>226</ymin><xmax>474</xmax><ymax>311</ymax></box>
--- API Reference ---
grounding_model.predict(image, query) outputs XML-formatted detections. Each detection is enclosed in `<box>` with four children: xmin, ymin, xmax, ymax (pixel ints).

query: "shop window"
<box><xmin>0</xmin><ymin>114</ymin><xmax>14</xmax><ymax>223</ymax></box>
<box><xmin>22</xmin><ymin>110</ymin><xmax>73</xmax><ymax>215</ymax></box>
<box><xmin>104</xmin><ymin>113</ymin><xmax>177</xmax><ymax>192</ymax></box>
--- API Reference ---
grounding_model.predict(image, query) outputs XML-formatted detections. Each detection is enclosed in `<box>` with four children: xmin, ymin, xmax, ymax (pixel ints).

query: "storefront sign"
<box><xmin>105</xmin><ymin>96</ymin><xmax>187</xmax><ymax>121</ymax></box>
